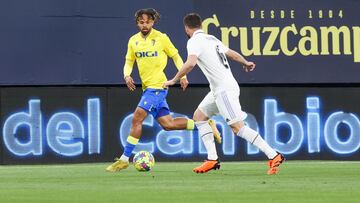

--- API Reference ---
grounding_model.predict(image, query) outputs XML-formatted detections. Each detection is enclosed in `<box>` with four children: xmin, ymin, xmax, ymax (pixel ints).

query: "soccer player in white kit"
<box><xmin>164</xmin><ymin>13</ymin><xmax>285</xmax><ymax>175</ymax></box>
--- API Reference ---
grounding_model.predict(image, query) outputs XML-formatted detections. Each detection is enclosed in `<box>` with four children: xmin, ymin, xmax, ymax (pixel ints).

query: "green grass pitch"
<box><xmin>0</xmin><ymin>161</ymin><xmax>359</xmax><ymax>203</ymax></box>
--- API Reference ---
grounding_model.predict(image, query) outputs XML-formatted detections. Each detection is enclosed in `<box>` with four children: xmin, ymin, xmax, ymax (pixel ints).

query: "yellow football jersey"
<box><xmin>123</xmin><ymin>29</ymin><xmax>183</xmax><ymax>90</ymax></box>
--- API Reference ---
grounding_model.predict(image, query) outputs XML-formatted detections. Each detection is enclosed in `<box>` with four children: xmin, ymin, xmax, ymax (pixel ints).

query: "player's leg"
<box><xmin>230</xmin><ymin>120</ymin><xmax>278</xmax><ymax>160</ymax></box>
<box><xmin>106</xmin><ymin>107</ymin><xmax>148</xmax><ymax>172</ymax></box>
<box><xmin>192</xmin><ymin>109</ymin><xmax>221</xmax><ymax>173</ymax></box>
<box><xmin>216</xmin><ymin>91</ymin><xmax>284</xmax><ymax>175</ymax></box>
<box><xmin>230</xmin><ymin>121</ymin><xmax>284</xmax><ymax>175</ymax></box>
<box><xmin>106</xmin><ymin>89</ymin><xmax>154</xmax><ymax>172</ymax></box>
<box><xmin>156</xmin><ymin>108</ymin><xmax>221</xmax><ymax>141</ymax></box>
<box><xmin>157</xmin><ymin>113</ymin><xmax>195</xmax><ymax>131</ymax></box>
<box><xmin>155</xmin><ymin>93</ymin><xmax>196</xmax><ymax>131</ymax></box>
<box><xmin>121</xmin><ymin>107</ymin><xmax>148</xmax><ymax>161</ymax></box>
<box><xmin>192</xmin><ymin>92</ymin><xmax>221</xmax><ymax>173</ymax></box>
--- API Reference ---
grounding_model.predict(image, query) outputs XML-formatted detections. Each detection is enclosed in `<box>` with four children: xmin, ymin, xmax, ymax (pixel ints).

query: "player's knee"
<box><xmin>230</xmin><ymin>121</ymin><xmax>245</xmax><ymax>134</ymax></box>
<box><xmin>132</xmin><ymin>116</ymin><xmax>144</xmax><ymax>127</ymax></box>
<box><xmin>192</xmin><ymin>114</ymin><xmax>203</xmax><ymax>122</ymax></box>
<box><xmin>193</xmin><ymin>109</ymin><xmax>208</xmax><ymax>122</ymax></box>
<box><xmin>161</xmin><ymin>121</ymin><xmax>175</xmax><ymax>131</ymax></box>
<box><xmin>230</xmin><ymin>126</ymin><xmax>240</xmax><ymax>134</ymax></box>
<box><xmin>162</xmin><ymin>124</ymin><xmax>174</xmax><ymax>131</ymax></box>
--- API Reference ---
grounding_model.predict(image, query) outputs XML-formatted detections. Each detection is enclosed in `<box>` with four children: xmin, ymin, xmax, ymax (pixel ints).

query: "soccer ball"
<box><xmin>133</xmin><ymin>151</ymin><xmax>155</xmax><ymax>171</ymax></box>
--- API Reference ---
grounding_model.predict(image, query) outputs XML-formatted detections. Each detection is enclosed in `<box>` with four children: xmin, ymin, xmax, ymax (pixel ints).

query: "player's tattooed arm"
<box><xmin>163</xmin><ymin>55</ymin><xmax>197</xmax><ymax>88</ymax></box>
<box><xmin>171</xmin><ymin>53</ymin><xmax>189</xmax><ymax>91</ymax></box>
<box><xmin>225</xmin><ymin>49</ymin><xmax>256</xmax><ymax>72</ymax></box>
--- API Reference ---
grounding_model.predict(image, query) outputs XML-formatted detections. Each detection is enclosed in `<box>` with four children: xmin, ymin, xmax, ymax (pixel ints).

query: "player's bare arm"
<box><xmin>171</xmin><ymin>53</ymin><xmax>189</xmax><ymax>91</ymax></box>
<box><xmin>163</xmin><ymin>55</ymin><xmax>197</xmax><ymax>88</ymax></box>
<box><xmin>225</xmin><ymin>49</ymin><xmax>256</xmax><ymax>72</ymax></box>
<box><xmin>179</xmin><ymin>78</ymin><xmax>189</xmax><ymax>91</ymax></box>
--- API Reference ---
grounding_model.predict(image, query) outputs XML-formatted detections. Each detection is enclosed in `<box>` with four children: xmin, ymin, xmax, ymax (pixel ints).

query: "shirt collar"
<box><xmin>139</xmin><ymin>28</ymin><xmax>156</xmax><ymax>40</ymax></box>
<box><xmin>148</xmin><ymin>28</ymin><xmax>156</xmax><ymax>38</ymax></box>
<box><xmin>193</xmin><ymin>29</ymin><xmax>204</xmax><ymax>36</ymax></box>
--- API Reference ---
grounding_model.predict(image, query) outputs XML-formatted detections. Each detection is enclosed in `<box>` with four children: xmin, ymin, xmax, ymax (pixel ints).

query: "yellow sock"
<box><xmin>127</xmin><ymin>136</ymin><xmax>139</xmax><ymax>145</ymax></box>
<box><xmin>186</xmin><ymin>119</ymin><xmax>195</xmax><ymax>130</ymax></box>
<box><xmin>123</xmin><ymin>135</ymin><xmax>139</xmax><ymax>157</ymax></box>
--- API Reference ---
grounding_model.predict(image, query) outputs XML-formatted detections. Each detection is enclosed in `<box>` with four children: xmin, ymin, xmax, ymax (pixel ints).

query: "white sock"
<box><xmin>120</xmin><ymin>154</ymin><xmax>129</xmax><ymax>162</ymax></box>
<box><xmin>196</xmin><ymin>121</ymin><xmax>218</xmax><ymax>160</ymax></box>
<box><xmin>237</xmin><ymin>126</ymin><xmax>277</xmax><ymax>159</ymax></box>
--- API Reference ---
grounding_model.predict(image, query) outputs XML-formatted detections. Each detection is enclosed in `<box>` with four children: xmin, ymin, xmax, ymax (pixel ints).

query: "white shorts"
<box><xmin>198</xmin><ymin>90</ymin><xmax>248</xmax><ymax>125</ymax></box>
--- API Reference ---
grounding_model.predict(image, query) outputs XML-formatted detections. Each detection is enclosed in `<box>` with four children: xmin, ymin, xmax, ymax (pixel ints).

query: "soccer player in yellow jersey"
<box><xmin>106</xmin><ymin>8</ymin><xmax>221</xmax><ymax>172</ymax></box>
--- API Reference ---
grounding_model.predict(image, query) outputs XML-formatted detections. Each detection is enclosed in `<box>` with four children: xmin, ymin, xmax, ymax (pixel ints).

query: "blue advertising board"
<box><xmin>1</xmin><ymin>86</ymin><xmax>359</xmax><ymax>164</ymax></box>
<box><xmin>0</xmin><ymin>0</ymin><xmax>359</xmax><ymax>85</ymax></box>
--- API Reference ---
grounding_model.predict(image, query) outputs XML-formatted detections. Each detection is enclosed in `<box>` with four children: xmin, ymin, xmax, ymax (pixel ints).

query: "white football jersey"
<box><xmin>187</xmin><ymin>30</ymin><xmax>239</xmax><ymax>95</ymax></box>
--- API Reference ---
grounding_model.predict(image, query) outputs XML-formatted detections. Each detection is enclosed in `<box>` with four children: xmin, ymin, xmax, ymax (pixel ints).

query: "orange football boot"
<box><xmin>193</xmin><ymin>160</ymin><xmax>220</xmax><ymax>173</ymax></box>
<box><xmin>267</xmin><ymin>153</ymin><xmax>285</xmax><ymax>175</ymax></box>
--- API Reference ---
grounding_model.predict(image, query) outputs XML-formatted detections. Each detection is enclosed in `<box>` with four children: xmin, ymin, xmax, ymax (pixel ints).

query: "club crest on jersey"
<box><xmin>135</xmin><ymin>51</ymin><xmax>158</xmax><ymax>58</ymax></box>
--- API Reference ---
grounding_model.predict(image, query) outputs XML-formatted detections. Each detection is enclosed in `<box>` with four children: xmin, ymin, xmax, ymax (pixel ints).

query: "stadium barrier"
<box><xmin>1</xmin><ymin>86</ymin><xmax>359</xmax><ymax>164</ymax></box>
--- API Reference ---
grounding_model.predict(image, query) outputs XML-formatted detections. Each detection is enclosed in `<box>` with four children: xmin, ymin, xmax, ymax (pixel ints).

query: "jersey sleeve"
<box><xmin>216</xmin><ymin>38</ymin><xmax>229</xmax><ymax>53</ymax></box>
<box><xmin>125</xmin><ymin>38</ymin><xmax>135</xmax><ymax>62</ymax></box>
<box><xmin>162</xmin><ymin>34</ymin><xmax>179</xmax><ymax>57</ymax></box>
<box><xmin>186</xmin><ymin>38</ymin><xmax>202</xmax><ymax>57</ymax></box>
<box><xmin>171</xmin><ymin>53</ymin><xmax>184</xmax><ymax>70</ymax></box>
<box><xmin>123</xmin><ymin>39</ymin><xmax>135</xmax><ymax>78</ymax></box>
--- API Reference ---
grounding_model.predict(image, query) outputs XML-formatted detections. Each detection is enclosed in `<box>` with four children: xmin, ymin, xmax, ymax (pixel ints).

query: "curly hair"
<box><xmin>135</xmin><ymin>8</ymin><xmax>161</xmax><ymax>24</ymax></box>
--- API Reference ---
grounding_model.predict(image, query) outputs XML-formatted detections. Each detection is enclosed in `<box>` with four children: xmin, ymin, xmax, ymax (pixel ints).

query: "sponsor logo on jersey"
<box><xmin>135</xmin><ymin>51</ymin><xmax>158</xmax><ymax>58</ymax></box>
